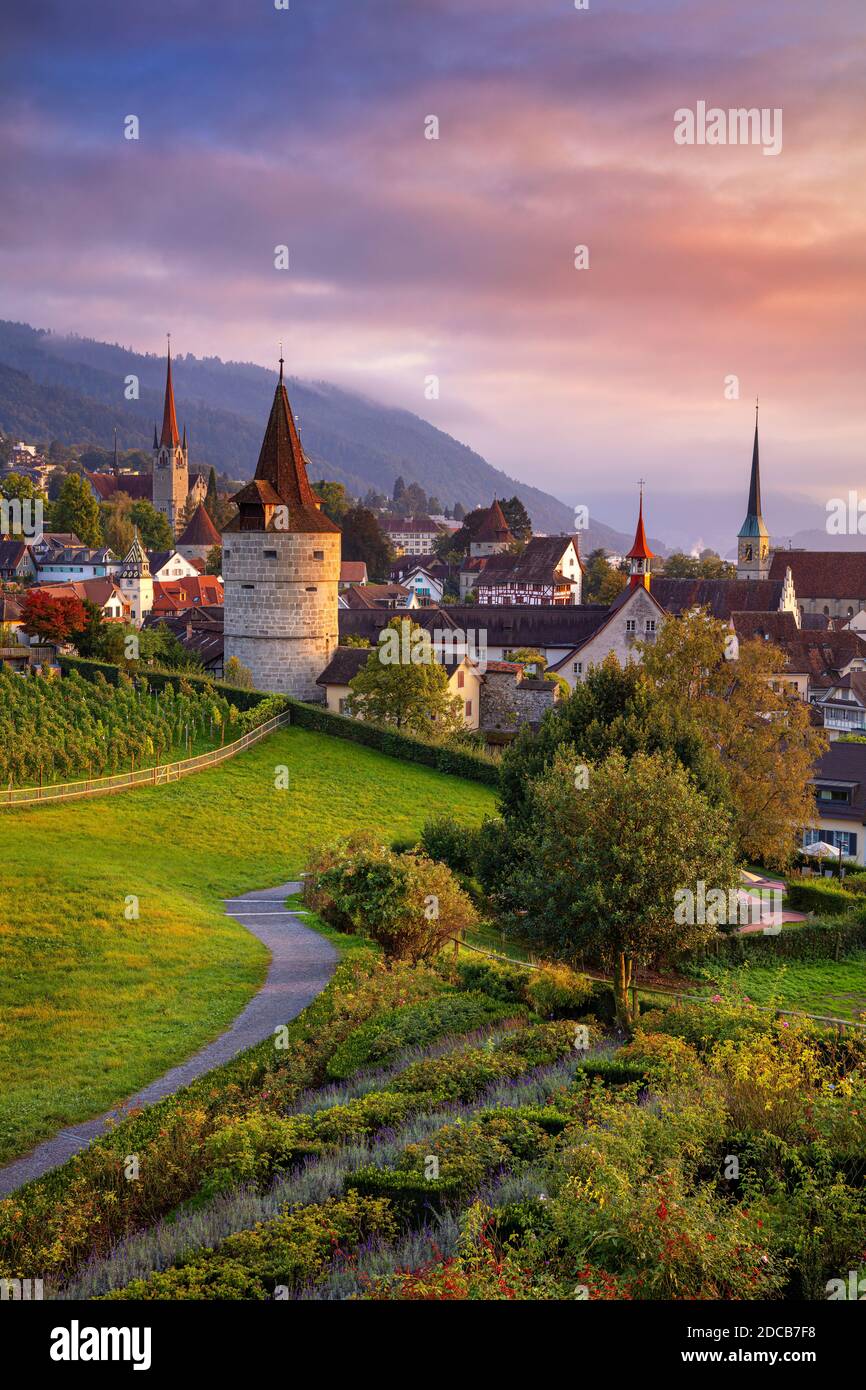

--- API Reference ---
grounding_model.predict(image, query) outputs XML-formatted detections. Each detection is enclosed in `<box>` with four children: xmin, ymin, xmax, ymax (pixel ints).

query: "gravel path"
<box><xmin>0</xmin><ymin>880</ymin><xmax>337</xmax><ymax>1196</ymax></box>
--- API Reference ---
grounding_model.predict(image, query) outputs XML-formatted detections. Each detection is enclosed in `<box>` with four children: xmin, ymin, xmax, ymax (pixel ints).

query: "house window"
<box><xmin>804</xmin><ymin>827</ymin><xmax>857</xmax><ymax>857</ymax></box>
<box><xmin>646</xmin><ymin>619</ymin><xmax>656</xmax><ymax>633</ymax></box>
<box><xmin>626</xmin><ymin>619</ymin><xmax>637</xmax><ymax>633</ymax></box>
<box><xmin>573</xmin><ymin>661</ymin><xmax>582</xmax><ymax>674</ymax></box>
<box><xmin>457</xmin><ymin>670</ymin><xmax>465</xmax><ymax>688</ymax></box>
<box><xmin>465</xmin><ymin>700</ymin><xmax>472</xmax><ymax>717</ymax></box>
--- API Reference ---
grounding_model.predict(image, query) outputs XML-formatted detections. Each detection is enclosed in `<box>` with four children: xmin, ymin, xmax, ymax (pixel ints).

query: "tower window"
<box><xmin>306</xmin><ymin>586</ymin><xmax>317</xmax><ymax>592</ymax></box>
<box><xmin>313</xmin><ymin>550</ymin><xmax>324</xmax><ymax>560</ymax></box>
<box><xmin>264</xmin><ymin>550</ymin><xmax>277</xmax><ymax>559</ymax></box>
<box><xmin>242</xmin><ymin>584</ymin><xmax>255</xmax><ymax>590</ymax></box>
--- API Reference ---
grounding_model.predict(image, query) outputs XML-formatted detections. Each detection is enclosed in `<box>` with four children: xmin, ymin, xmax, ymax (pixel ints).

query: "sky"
<box><xmin>1</xmin><ymin>0</ymin><xmax>864</xmax><ymax>551</ymax></box>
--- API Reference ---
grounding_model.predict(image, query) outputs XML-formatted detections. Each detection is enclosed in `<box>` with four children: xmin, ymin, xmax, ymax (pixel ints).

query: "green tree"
<box><xmin>129</xmin><ymin>500</ymin><xmax>174</xmax><ymax>551</ymax></box>
<box><xmin>341</xmin><ymin>506</ymin><xmax>393</xmax><ymax>579</ymax></box>
<box><xmin>223</xmin><ymin>655</ymin><xmax>254</xmax><ymax>690</ymax></box>
<box><xmin>53</xmin><ymin>472</ymin><xmax>103</xmax><ymax>546</ymax></box>
<box><xmin>0</xmin><ymin>472</ymin><xmax>43</xmax><ymax>502</ymax></box>
<box><xmin>313</xmin><ymin>479</ymin><xmax>350</xmax><ymax>525</ymax></box>
<box><xmin>346</xmin><ymin>617</ymin><xmax>465</xmax><ymax>736</ymax></box>
<box><xmin>518</xmin><ymin>747</ymin><xmax>738</xmax><ymax>1028</ymax></box>
<box><xmin>583</xmin><ymin>548</ymin><xmax>627</xmax><ymax>604</ymax></box>
<box><xmin>204</xmin><ymin>545</ymin><xmax>223</xmax><ymax>575</ymax></box>
<box><xmin>204</xmin><ymin>466</ymin><xmax>219</xmax><ymax>521</ymax></box>
<box><xmin>501</xmin><ymin>496</ymin><xmax>532</xmax><ymax>541</ymax></box>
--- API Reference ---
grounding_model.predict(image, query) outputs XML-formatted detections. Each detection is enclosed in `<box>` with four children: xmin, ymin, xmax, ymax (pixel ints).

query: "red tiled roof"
<box><xmin>151</xmin><ymin>576</ymin><xmax>224</xmax><ymax>615</ymax></box>
<box><xmin>340</xmin><ymin>561</ymin><xmax>368</xmax><ymax>583</ymax></box>
<box><xmin>30</xmin><ymin>579</ymin><xmax>128</xmax><ymax>615</ymax></box>
<box><xmin>380</xmin><ymin>515</ymin><xmax>441</xmax><ymax>535</ymax></box>
<box><xmin>177</xmin><ymin>503</ymin><xmax>221</xmax><ymax>547</ymax></box>
<box><xmin>474</xmin><ymin>499</ymin><xmax>514</xmax><ymax>544</ymax></box>
<box><xmin>626</xmin><ymin>492</ymin><xmax>654</xmax><ymax>561</ymax></box>
<box><xmin>768</xmin><ymin>550</ymin><xmax>866</xmax><ymax>601</ymax></box>
<box><xmin>86</xmin><ymin>472</ymin><xmax>153</xmax><ymax>502</ymax></box>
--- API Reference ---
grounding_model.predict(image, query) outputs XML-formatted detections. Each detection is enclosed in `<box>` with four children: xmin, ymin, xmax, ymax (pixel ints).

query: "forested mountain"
<box><xmin>0</xmin><ymin>320</ymin><xmax>659</xmax><ymax>550</ymax></box>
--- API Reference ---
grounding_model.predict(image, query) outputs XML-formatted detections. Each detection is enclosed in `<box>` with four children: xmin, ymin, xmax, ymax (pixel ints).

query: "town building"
<box><xmin>0</xmin><ymin>540</ymin><xmax>37</xmax><ymax>582</ymax></box>
<box><xmin>339</xmin><ymin>582</ymin><xmax>417</xmax><ymax>611</ymax></box>
<box><xmin>147</xmin><ymin>550</ymin><xmax>202</xmax><ymax>583</ymax></box>
<box><xmin>114</xmin><ymin>530</ymin><xmax>153</xmax><ymax>626</ymax></box>
<box><xmin>737</xmin><ymin>406</ymin><xmax>771</xmax><ymax>581</ymax></box>
<box><xmin>380</xmin><ymin>515</ymin><xmax>442</xmax><ymax>556</ymax></box>
<box><xmin>465</xmin><ymin>535</ymin><xmax>584</xmax><ymax>606</ymax></box>
<box><xmin>222</xmin><ymin>359</ymin><xmax>340</xmax><ymax>700</ymax></box>
<box><xmin>315</xmin><ymin>644</ymin><xmax>482</xmax><ymax>728</ymax></box>
<box><xmin>176</xmin><ymin>503</ymin><xmax>221</xmax><ymax>563</ymax></box>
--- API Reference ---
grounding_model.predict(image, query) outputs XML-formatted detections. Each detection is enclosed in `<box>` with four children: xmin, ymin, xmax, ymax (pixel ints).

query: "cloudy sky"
<box><xmin>1</xmin><ymin>0</ymin><xmax>864</xmax><ymax>548</ymax></box>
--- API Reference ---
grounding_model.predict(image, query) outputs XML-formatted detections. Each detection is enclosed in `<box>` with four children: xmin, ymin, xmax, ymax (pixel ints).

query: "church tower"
<box><xmin>737</xmin><ymin>404</ymin><xmax>770</xmax><ymax>580</ymax></box>
<box><xmin>626</xmin><ymin>483</ymin><xmax>654</xmax><ymax>591</ymax></box>
<box><xmin>222</xmin><ymin>359</ymin><xmax>340</xmax><ymax>699</ymax></box>
<box><xmin>152</xmin><ymin>340</ymin><xmax>189</xmax><ymax>535</ymax></box>
<box><xmin>116</xmin><ymin>527</ymin><xmax>153</xmax><ymax>627</ymax></box>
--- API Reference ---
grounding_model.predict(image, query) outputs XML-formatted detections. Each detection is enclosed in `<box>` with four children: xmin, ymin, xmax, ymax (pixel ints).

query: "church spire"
<box><xmin>626</xmin><ymin>481</ymin><xmax>654</xmax><ymax>590</ymax></box>
<box><xmin>159</xmin><ymin>336</ymin><xmax>180</xmax><ymax>448</ymax></box>
<box><xmin>737</xmin><ymin>401</ymin><xmax>770</xmax><ymax>579</ymax></box>
<box><xmin>113</xmin><ymin>428</ymin><xmax>119</xmax><ymax>476</ymax></box>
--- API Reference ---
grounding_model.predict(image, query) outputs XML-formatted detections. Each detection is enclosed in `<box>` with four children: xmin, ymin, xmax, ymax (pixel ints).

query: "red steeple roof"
<box><xmin>626</xmin><ymin>488</ymin><xmax>654</xmax><ymax>560</ymax></box>
<box><xmin>160</xmin><ymin>342</ymin><xmax>181</xmax><ymax>448</ymax></box>
<box><xmin>475</xmin><ymin>499</ymin><xmax>513</xmax><ymax>544</ymax></box>
<box><xmin>177</xmin><ymin>502</ymin><xmax>221</xmax><ymax>548</ymax></box>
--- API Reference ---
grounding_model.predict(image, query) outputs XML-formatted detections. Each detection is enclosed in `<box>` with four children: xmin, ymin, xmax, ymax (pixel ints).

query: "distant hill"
<box><xmin>0</xmin><ymin>319</ymin><xmax>661</xmax><ymax>552</ymax></box>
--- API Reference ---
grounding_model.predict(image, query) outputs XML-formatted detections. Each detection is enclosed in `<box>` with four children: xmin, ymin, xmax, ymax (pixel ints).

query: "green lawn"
<box><xmin>0</xmin><ymin>727</ymin><xmax>496</xmax><ymax>1164</ymax></box>
<box><xmin>692</xmin><ymin>954</ymin><xmax>866</xmax><ymax>1022</ymax></box>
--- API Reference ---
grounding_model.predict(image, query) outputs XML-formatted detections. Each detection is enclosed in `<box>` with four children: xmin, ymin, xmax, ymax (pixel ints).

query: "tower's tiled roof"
<box><xmin>177</xmin><ymin>503</ymin><xmax>221</xmax><ymax>547</ymax></box>
<box><xmin>768</xmin><ymin>550</ymin><xmax>866</xmax><ymax>601</ymax></box>
<box><xmin>474</xmin><ymin>499</ymin><xmax>514</xmax><ymax>544</ymax></box>
<box><xmin>228</xmin><ymin>369</ymin><xmax>340</xmax><ymax>535</ymax></box>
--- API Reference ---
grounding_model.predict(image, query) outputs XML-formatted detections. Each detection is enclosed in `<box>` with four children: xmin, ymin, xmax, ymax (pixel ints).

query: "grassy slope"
<box><xmin>698</xmin><ymin>955</ymin><xmax>866</xmax><ymax>1021</ymax></box>
<box><xmin>0</xmin><ymin>727</ymin><xmax>496</xmax><ymax>1164</ymax></box>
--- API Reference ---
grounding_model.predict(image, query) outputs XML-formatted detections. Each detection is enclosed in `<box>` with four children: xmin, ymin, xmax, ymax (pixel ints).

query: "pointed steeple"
<box><xmin>182</xmin><ymin>422</ymin><xmax>187</xmax><ymax>451</ymax></box>
<box><xmin>626</xmin><ymin>481</ymin><xmax>654</xmax><ymax>590</ymax></box>
<box><xmin>739</xmin><ymin>400</ymin><xmax>767</xmax><ymax>540</ymax></box>
<box><xmin>226</xmin><ymin>359</ymin><xmax>340</xmax><ymax>534</ymax></box>
<box><xmin>113</xmin><ymin>428</ymin><xmax>119</xmax><ymax>476</ymax></box>
<box><xmin>253</xmin><ymin>367</ymin><xmax>320</xmax><ymax>511</ymax></box>
<box><xmin>153</xmin><ymin>423</ymin><xmax>159</xmax><ymax>450</ymax></box>
<box><xmin>160</xmin><ymin>337</ymin><xmax>180</xmax><ymax>448</ymax></box>
<box><xmin>122</xmin><ymin>526</ymin><xmax>150</xmax><ymax>576</ymax></box>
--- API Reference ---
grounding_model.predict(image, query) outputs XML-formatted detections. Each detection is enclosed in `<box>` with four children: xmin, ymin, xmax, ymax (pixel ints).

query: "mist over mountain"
<box><xmin>0</xmin><ymin>320</ymin><xmax>663</xmax><ymax>554</ymax></box>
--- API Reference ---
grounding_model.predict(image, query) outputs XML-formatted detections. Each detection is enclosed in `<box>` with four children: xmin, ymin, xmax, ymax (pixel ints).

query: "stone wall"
<box><xmin>223</xmin><ymin>529</ymin><xmax>340</xmax><ymax>700</ymax></box>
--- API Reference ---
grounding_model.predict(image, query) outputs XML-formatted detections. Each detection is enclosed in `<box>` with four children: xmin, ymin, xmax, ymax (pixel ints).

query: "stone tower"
<box><xmin>222</xmin><ymin>361</ymin><xmax>341</xmax><ymax>699</ymax></box>
<box><xmin>152</xmin><ymin>341</ymin><xmax>189</xmax><ymax>535</ymax></box>
<box><xmin>737</xmin><ymin>404</ymin><xmax>770</xmax><ymax>580</ymax></box>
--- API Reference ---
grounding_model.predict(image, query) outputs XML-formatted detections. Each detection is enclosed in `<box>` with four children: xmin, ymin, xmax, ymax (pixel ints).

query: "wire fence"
<box><xmin>449</xmin><ymin>934</ymin><xmax>866</xmax><ymax>1034</ymax></box>
<box><xmin>0</xmin><ymin>711</ymin><xmax>292</xmax><ymax>808</ymax></box>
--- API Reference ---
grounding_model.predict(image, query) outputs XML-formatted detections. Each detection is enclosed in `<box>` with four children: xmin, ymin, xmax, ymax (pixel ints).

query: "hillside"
<box><xmin>0</xmin><ymin>319</ymin><xmax>657</xmax><ymax>551</ymax></box>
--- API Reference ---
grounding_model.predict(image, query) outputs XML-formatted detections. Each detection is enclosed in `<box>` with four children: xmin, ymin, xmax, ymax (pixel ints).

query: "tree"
<box><xmin>130</xmin><ymin>500</ymin><xmax>174</xmax><ymax>551</ymax></box>
<box><xmin>21</xmin><ymin>590</ymin><xmax>88</xmax><ymax>643</ymax></box>
<box><xmin>453</xmin><ymin>502</ymin><xmax>466</xmax><ymax>522</ymax></box>
<box><xmin>204</xmin><ymin>467</ymin><xmax>219</xmax><ymax>521</ymax></box>
<box><xmin>583</xmin><ymin>548</ymin><xmax>627</xmax><ymax>604</ymax></box>
<box><xmin>53</xmin><ymin>472</ymin><xmax>103</xmax><ymax>546</ymax></box>
<box><xmin>313</xmin><ymin>479</ymin><xmax>350</xmax><ymax>525</ymax></box>
<box><xmin>343</xmin><ymin>633</ymin><xmax>371</xmax><ymax>648</ymax></box>
<box><xmin>100</xmin><ymin>494</ymin><xmax>134</xmax><ymax>557</ymax></box>
<box><xmin>341</xmin><ymin>506</ymin><xmax>393</xmax><ymax>579</ymax></box>
<box><xmin>223</xmin><ymin>655</ymin><xmax>254</xmax><ymax>689</ymax></box>
<box><xmin>204</xmin><ymin>545</ymin><xmax>223</xmax><ymax>575</ymax></box>
<box><xmin>427</xmin><ymin>495</ymin><xmax>443</xmax><ymax>516</ymax></box>
<box><xmin>662</xmin><ymin>550</ymin><xmax>736</xmax><ymax>580</ymax></box>
<box><xmin>501</xmin><ymin>496</ymin><xmax>532</xmax><ymax>541</ymax></box>
<box><xmin>638</xmin><ymin>611</ymin><xmax>828</xmax><ymax>866</ymax></box>
<box><xmin>0</xmin><ymin>472</ymin><xmax>43</xmax><ymax>502</ymax></box>
<box><xmin>517</xmin><ymin>747</ymin><xmax>738</xmax><ymax>1028</ymax></box>
<box><xmin>346</xmin><ymin>617</ymin><xmax>465</xmax><ymax>736</ymax></box>
<box><xmin>392</xmin><ymin>476</ymin><xmax>406</xmax><ymax>503</ymax></box>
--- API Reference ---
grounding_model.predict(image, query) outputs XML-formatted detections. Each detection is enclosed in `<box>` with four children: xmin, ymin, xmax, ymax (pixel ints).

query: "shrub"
<box><xmin>785</xmin><ymin>879</ymin><xmax>855</xmax><ymax>916</ymax></box>
<box><xmin>419</xmin><ymin>815</ymin><xmax>479</xmax><ymax>875</ymax></box>
<box><xmin>307</xmin><ymin>839</ymin><xmax>479</xmax><ymax>963</ymax></box>
<box><xmin>616</xmin><ymin>1031</ymin><xmax>703</xmax><ymax>1086</ymax></box>
<box><xmin>325</xmin><ymin>992</ymin><xmax>521</xmax><ymax>1081</ymax></box>
<box><xmin>637</xmin><ymin>999</ymin><xmax>773</xmax><ymax>1052</ymax></box>
<box><xmin>524</xmin><ymin>964</ymin><xmax>595</xmax><ymax>1019</ymax></box>
<box><xmin>454</xmin><ymin>957</ymin><xmax>526</xmax><ymax>1005</ymax></box>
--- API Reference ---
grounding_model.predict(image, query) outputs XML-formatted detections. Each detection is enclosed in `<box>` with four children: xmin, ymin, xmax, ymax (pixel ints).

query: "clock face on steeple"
<box><xmin>742</xmin><ymin>543</ymin><xmax>753</xmax><ymax>562</ymax></box>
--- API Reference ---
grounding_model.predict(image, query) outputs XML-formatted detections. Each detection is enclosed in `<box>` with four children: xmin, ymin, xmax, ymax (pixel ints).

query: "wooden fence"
<box><xmin>0</xmin><ymin>710</ymin><xmax>292</xmax><ymax>808</ymax></box>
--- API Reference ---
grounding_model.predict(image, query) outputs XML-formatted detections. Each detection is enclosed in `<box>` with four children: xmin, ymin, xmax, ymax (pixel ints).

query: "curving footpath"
<box><xmin>0</xmin><ymin>881</ymin><xmax>337</xmax><ymax>1197</ymax></box>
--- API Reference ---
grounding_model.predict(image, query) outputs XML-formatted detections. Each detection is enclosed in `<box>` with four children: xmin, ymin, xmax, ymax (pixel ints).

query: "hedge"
<box><xmin>59</xmin><ymin>656</ymin><xmax>500</xmax><ymax>785</ymax></box>
<box><xmin>280</xmin><ymin>696</ymin><xmax>499</xmax><ymax>786</ymax></box>
<box><xmin>685</xmin><ymin>915</ymin><xmax>866</xmax><ymax>966</ymax></box>
<box><xmin>784</xmin><ymin>879</ymin><xmax>855</xmax><ymax>916</ymax></box>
